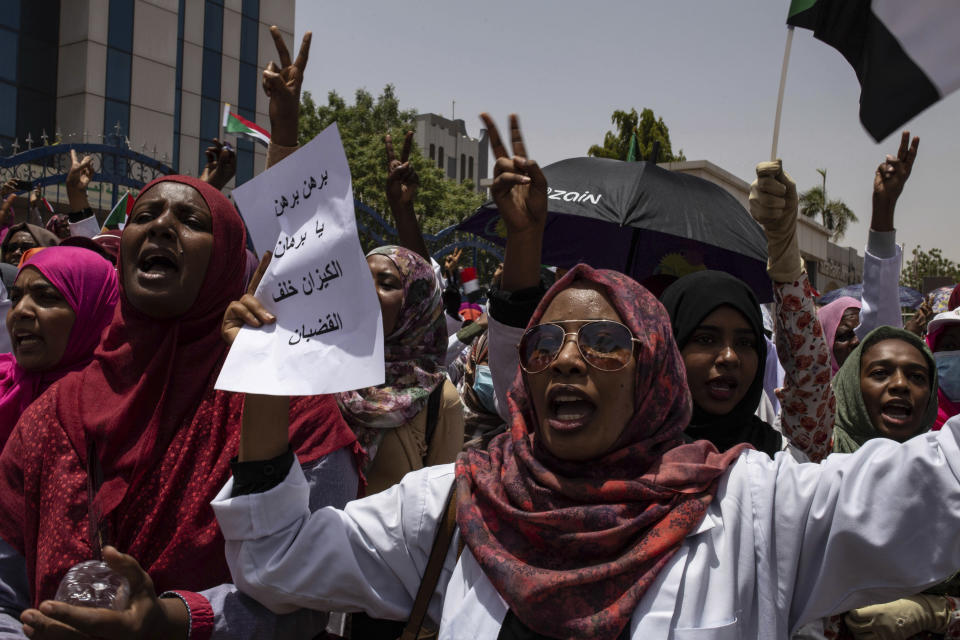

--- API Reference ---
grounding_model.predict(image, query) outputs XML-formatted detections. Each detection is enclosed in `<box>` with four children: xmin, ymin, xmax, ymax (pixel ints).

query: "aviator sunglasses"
<box><xmin>518</xmin><ymin>319</ymin><xmax>641</xmax><ymax>373</ymax></box>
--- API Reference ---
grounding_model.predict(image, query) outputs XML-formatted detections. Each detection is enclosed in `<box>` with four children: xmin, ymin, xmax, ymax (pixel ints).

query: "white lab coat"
<box><xmin>213</xmin><ymin>416</ymin><xmax>960</xmax><ymax>639</ymax></box>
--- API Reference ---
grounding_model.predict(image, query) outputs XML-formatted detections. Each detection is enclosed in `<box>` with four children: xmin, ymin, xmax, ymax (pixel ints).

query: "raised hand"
<box><xmin>222</xmin><ymin>252</ymin><xmax>275</xmax><ymax>346</ymax></box>
<box><xmin>199</xmin><ymin>138</ymin><xmax>237</xmax><ymax>191</ymax></box>
<box><xmin>0</xmin><ymin>193</ymin><xmax>16</xmax><ymax>226</ymax></box>
<box><xmin>66</xmin><ymin>150</ymin><xmax>94</xmax><ymax>212</ymax></box>
<box><xmin>872</xmin><ymin>131</ymin><xmax>919</xmax><ymax>230</ymax></box>
<box><xmin>21</xmin><ymin>547</ymin><xmax>188</xmax><ymax>640</ymax></box>
<box><xmin>66</xmin><ymin>150</ymin><xmax>94</xmax><ymax>192</ymax></box>
<box><xmin>481</xmin><ymin>113</ymin><xmax>547</xmax><ymax>236</ymax></box>
<box><xmin>482</xmin><ymin>113</ymin><xmax>547</xmax><ymax>292</ymax></box>
<box><xmin>385</xmin><ymin>131</ymin><xmax>419</xmax><ymax>209</ymax></box>
<box><xmin>750</xmin><ymin>160</ymin><xmax>803</xmax><ymax>284</ymax></box>
<box><xmin>262</xmin><ymin>26</ymin><xmax>311</xmax><ymax>147</ymax></box>
<box><xmin>384</xmin><ymin>130</ymin><xmax>430</xmax><ymax>260</ymax></box>
<box><xmin>1</xmin><ymin>179</ymin><xmax>17</xmax><ymax>198</ymax></box>
<box><xmin>904</xmin><ymin>299</ymin><xmax>932</xmax><ymax>337</ymax></box>
<box><xmin>443</xmin><ymin>247</ymin><xmax>463</xmax><ymax>278</ymax></box>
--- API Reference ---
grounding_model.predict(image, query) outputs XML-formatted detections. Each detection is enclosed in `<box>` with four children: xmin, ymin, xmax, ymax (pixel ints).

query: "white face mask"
<box><xmin>935</xmin><ymin>350</ymin><xmax>960</xmax><ymax>402</ymax></box>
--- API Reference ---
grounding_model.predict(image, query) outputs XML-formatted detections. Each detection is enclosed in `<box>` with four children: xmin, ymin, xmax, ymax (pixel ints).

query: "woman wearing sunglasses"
<box><xmin>212</xmin><ymin>114</ymin><xmax>960</xmax><ymax>639</ymax></box>
<box><xmin>1</xmin><ymin>223</ymin><xmax>58</xmax><ymax>267</ymax></box>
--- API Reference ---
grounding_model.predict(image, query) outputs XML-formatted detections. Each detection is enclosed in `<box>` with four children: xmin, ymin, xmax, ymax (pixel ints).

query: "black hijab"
<box><xmin>660</xmin><ymin>270</ymin><xmax>782</xmax><ymax>458</ymax></box>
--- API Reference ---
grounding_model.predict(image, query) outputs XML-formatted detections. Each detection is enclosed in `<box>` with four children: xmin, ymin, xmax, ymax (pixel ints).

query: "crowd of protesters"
<box><xmin>0</xmin><ymin>24</ymin><xmax>958</xmax><ymax>640</ymax></box>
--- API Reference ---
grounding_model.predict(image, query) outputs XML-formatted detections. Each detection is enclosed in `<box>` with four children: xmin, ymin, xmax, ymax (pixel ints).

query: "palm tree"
<box><xmin>798</xmin><ymin>168</ymin><xmax>858</xmax><ymax>241</ymax></box>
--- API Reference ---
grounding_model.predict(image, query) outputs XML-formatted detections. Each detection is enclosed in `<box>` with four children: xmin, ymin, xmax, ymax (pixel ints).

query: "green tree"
<box><xmin>298</xmin><ymin>86</ymin><xmax>484</xmax><ymax>236</ymax></box>
<box><xmin>798</xmin><ymin>168</ymin><xmax>858</xmax><ymax>241</ymax></box>
<box><xmin>900</xmin><ymin>246</ymin><xmax>960</xmax><ymax>291</ymax></box>
<box><xmin>587</xmin><ymin>108</ymin><xmax>686</xmax><ymax>163</ymax></box>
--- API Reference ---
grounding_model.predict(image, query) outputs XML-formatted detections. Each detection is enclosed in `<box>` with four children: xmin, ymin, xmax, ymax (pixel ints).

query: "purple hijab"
<box><xmin>817</xmin><ymin>296</ymin><xmax>862</xmax><ymax>374</ymax></box>
<box><xmin>0</xmin><ymin>246</ymin><xmax>119</xmax><ymax>441</ymax></box>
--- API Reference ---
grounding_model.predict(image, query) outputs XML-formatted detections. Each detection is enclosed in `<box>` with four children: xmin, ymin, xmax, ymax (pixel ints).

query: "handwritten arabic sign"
<box><xmin>216</xmin><ymin>123</ymin><xmax>385</xmax><ymax>395</ymax></box>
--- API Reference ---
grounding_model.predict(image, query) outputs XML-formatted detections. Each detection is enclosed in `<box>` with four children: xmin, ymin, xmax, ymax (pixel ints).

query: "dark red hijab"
<box><xmin>0</xmin><ymin>175</ymin><xmax>357</xmax><ymax>604</ymax></box>
<box><xmin>456</xmin><ymin>264</ymin><xmax>748</xmax><ymax>640</ymax></box>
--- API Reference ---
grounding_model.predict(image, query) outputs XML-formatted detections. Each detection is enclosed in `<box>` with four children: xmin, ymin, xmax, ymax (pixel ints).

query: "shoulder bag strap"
<box><xmin>398</xmin><ymin>484</ymin><xmax>459</xmax><ymax>640</ymax></box>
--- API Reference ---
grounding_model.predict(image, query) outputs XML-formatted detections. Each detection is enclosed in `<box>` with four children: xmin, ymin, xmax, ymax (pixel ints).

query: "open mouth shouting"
<box><xmin>136</xmin><ymin>246</ymin><xmax>181</xmax><ymax>285</ymax></box>
<box><xmin>706</xmin><ymin>374</ymin><xmax>739</xmax><ymax>402</ymax></box>
<box><xmin>880</xmin><ymin>399</ymin><xmax>914</xmax><ymax>429</ymax></box>
<box><xmin>12</xmin><ymin>329</ymin><xmax>43</xmax><ymax>354</ymax></box>
<box><xmin>546</xmin><ymin>385</ymin><xmax>598</xmax><ymax>433</ymax></box>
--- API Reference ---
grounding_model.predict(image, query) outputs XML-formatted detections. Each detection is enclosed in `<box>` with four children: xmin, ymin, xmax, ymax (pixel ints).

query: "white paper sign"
<box><xmin>216</xmin><ymin>123</ymin><xmax>385</xmax><ymax>395</ymax></box>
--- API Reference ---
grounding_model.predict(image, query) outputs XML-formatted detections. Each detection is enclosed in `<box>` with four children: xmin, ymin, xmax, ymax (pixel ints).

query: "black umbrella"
<box><xmin>457</xmin><ymin>157</ymin><xmax>773</xmax><ymax>301</ymax></box>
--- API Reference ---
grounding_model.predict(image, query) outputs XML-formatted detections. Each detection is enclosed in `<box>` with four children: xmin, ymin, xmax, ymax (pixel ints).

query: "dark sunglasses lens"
<box><xmin>520</xmin><ymin>324</ymin><xmax>565</xmax><ymax>372</ymax></box>
<box><xmin>578</xmin><ymin>322</ymin><xmax>634</xmax><ymax>370</ymax></box>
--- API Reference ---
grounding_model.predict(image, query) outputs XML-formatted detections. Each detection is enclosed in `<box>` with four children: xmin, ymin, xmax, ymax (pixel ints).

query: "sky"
<box><xmin>293</xmin><ymin>0</ymin><xmax>960</xmax><ymax>261</ymax></box>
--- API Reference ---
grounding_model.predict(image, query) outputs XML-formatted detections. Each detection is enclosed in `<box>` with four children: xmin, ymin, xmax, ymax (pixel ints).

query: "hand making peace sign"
<box><xmin>385</xmin><ymin>131</ymin><xmax>419</xmax><ymax>209</ymax></box>
<box><xmin>480</xmin><ymin>113</ymin><xmax>547</xmax><ymax>236</ymax></box>
<box><xmin>263</xmin><ymin>26</ymin><xmax>311</xmax><ymax>147</ymax></box>
<box><xmin>872</xmin><ymin>131</ymin><xmax>919</xmax><ymax>226</ymax></box>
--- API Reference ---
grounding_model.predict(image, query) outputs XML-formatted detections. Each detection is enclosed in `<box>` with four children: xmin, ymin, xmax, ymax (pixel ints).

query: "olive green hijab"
<box><xmin>832</xmin><ymin>326</ymin><xmax>939</xmax><ymax>453</ymax></box>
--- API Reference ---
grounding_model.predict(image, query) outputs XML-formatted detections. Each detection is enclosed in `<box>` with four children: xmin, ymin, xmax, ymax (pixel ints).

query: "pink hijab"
<box><xmin>817</xmin><ymin>296</ymin><xmax>862</xmax><ymax>374</ymax></box>
<box><xmin>0</xmin><ymin>246</ymin><xmax>119</xmax><ymax>442</ymax></box>
<box><xmin>927</xmin><ymin>321</ymin><xmax>960</xmax><ymax>430</ymax></box>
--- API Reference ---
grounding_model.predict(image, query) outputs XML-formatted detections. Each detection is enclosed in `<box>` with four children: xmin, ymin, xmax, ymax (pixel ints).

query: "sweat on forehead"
<box><xmin>540</xmin><ymin>282</ymin><xmax>621</xmax><ymax>322</ymax></box>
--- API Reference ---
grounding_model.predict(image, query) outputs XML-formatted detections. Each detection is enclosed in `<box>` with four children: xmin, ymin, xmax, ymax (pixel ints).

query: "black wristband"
<box><xmin>67</xmin><ymin>207</ymin><xmax>94</xmax><ymax>224</ymax></box>
<box><xmin>488</xmin><ymin>284</ymin><xmax>546</xmax><ymax>328</ymax></box>
<box><xmin>230</xmin><ymin>448</ymin><xmax>295</xmax><ymax>496</ymax></box>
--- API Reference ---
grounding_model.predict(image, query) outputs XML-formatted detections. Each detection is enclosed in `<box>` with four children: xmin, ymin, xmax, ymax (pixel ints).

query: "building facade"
<box><xmin>0</xmin><ymin>0</ymin><xmax>292</xmax><ymax>189</ymax></box>
<box><xmin>413</xmin><ymin>113</ymin><xmax>488</xmax><ymax>192</ymax></box>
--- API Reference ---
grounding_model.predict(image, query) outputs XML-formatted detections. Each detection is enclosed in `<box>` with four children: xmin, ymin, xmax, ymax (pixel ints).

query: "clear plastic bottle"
<box><xmin>54</xmin><ymin>560</ymin><xmax>130</xmax><ymax>610</ymax></box>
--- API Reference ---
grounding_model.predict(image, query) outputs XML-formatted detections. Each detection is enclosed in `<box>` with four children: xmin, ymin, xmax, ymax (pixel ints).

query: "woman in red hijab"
<box><xmin>0</xmin><ymin>175</ymin><xmax>359</xmax><ymax>639</ymax></box>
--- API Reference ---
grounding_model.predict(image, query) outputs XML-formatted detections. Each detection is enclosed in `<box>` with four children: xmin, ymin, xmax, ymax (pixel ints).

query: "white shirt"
<box><xmin>213</xmin><ymin>416</ymin><xmax>960</xmax><ymax>639</ymax></box>
<box><xmin>857</xmin><ymin>236</ymin><xmax>903</xmax><ymax>338</ymax></box>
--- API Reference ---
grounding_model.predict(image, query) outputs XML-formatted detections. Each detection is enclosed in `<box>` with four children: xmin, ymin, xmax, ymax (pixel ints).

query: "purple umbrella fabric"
<box><xmin>818</xmin><ymin>283</ymin><xmax>924</xmax><ymax>309</ymax></box>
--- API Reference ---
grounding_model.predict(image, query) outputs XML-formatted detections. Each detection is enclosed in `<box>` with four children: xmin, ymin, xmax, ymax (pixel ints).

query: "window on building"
<box><xmin>203</xmin><ymin>0</ymin><xmax>224</xmax><ymax>47</ymax></box>
<box><xmin>199</xmin><ymin>0</ymin><xmax>224</xmax><ymax>170</ymax></box>
<box><xmin>235</xmin><ymin>0</ymin><xmax>259</xmax><ymax>185</ymax></box>
<box><xmin>437</xmin><ymin>146</ymin><xmax>444</xmax><ymax>172</ymax></box>
<box><xmin>468</xmin><ymin>156</ymin><xmax>474</xmax><ymax>181</ymax></box>
<box><xmin>239</xmin><ymin>17</ymin><xmax>258</xmax><ymax>64</ymax></box>
<box><xmin>103</xmin><ymin>0</ymin><xmax>132</xmax><ymax>138</ymax></box>
<box><xmin>201</xmin><ymin>48</ymin><xmax>221</xmax><ymax>98</ymax></box>
<box><xmin>0</xmin><ymin>2</ymin><xmax>19</xmax><ymax>30</ymax></box>
<box><xmin>173</xmin><ymin>0</ymin><xmax>185</xmax><ymax>171</ymax></box>
<box><xmin>429</xmin><ymin>143</ymin><xmax>435</xmax><ymax>161</ymax></box>
<box><xmin>460</xmin><ymin>154</ymin><xmax>466</xmax><ymax>183</ymax></box>
<box><xmin>107</xmin><ymin>0</ymin><xmax>134</xmax><ymax>53</ymax></box>
<box><xmin>0</xmin><ymin>83</ymin><xmax>16</xmax><ymax>138</ymax></box>
<box><xmin>105</xmin><ymin>48</ymin><xmax>132</xmax><ymax>102</ymax></box>
<box><xmin>0</xmin><ymin>30</ymin><xmax>18</xmax><ymax>83</ymax></box>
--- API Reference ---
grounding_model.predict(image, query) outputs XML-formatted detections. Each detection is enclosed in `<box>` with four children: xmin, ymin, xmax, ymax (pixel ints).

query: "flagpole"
<box><xmin>221</xmin><ymin>102</ymin><xmax>230</xmax><ymax>144</ymax></box>
<box><xmin>770</xmin><ymin>26</ymin><xmax>795</xmax><ymax>161</ymax></box>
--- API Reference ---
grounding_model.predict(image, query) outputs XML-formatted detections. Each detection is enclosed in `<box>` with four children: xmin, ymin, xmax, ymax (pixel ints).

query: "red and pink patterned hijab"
<box><xmin>456</xmin><ymin>263</ymin><xmax>749</xmax><ymax>640</ymax></box>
